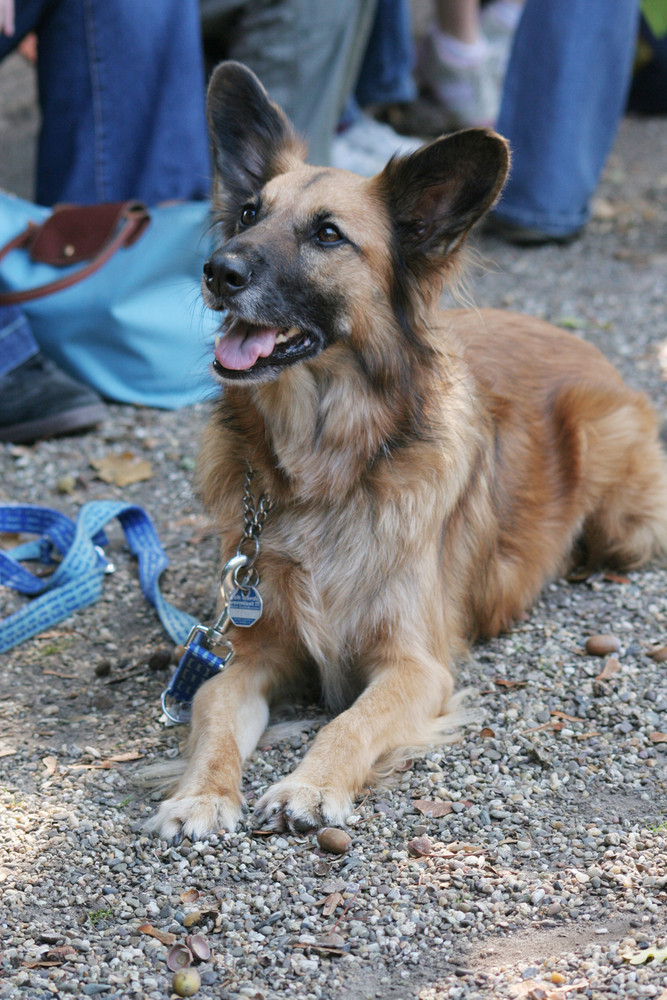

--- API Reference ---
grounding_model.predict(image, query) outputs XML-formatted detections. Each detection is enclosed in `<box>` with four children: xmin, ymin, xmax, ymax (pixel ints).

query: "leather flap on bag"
<box><xmin>28</xmin><ymin>201</ymin><xmax>150</xmax><ymax>266</ymax></box>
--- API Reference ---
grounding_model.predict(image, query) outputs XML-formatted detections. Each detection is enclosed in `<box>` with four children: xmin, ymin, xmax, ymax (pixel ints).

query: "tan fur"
<box><xmin>146</xmin><ymin>63</ymin><xmax>667</xmax><ymax>841</ymax></box>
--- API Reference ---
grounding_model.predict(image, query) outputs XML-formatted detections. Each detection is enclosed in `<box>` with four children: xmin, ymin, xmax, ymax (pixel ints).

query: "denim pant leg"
<box><xmin>355</xmin><ymin>0</ymin><xmax>417</xmax><ymax>108</ymax></box>
<box><xmin>0</xmin><ymin>306</ymin><xmax>39</xmax><ymax>377</ymax></box>
<box><xmin>2</xmin><ymin>0</ymin><xmax>210</xmax><ymax>206</ymax></box>
<box><xmin>494</xmin><ymin>0</ymin><xmax>639</xmax><ymax>236</ymax></box>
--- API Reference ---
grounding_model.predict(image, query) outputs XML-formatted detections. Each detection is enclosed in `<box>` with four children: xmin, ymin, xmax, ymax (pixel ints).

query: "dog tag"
<box><xmin>227</xmin><ymin>586</ymin><xmax>263</xmax><ymax>627</ymax></box>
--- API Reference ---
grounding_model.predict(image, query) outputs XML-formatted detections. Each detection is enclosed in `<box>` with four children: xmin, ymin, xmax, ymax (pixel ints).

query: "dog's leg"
<box><xmin>146</xmin><ymin>653</ymin><xmax>277</xmax><ymax>841</ymax></box>
<box><xmin>255</xmin><ymin>646</ymin><xmax>457</xmax><ymax>831</ymax></box>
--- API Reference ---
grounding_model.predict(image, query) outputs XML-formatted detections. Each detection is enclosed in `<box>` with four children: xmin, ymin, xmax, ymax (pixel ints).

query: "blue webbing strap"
<box><xmin>0</xmin><ymin>501</ymin><xmax>198</xmax><ymax>655</ymax></box>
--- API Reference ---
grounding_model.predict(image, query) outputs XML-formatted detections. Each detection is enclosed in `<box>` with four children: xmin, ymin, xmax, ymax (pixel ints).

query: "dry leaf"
<box><xmin>413</xmin><ymin>799</ymin><xmax>453</xmax><ymax>818</ymax></box>
<box><xmin>648</xmin><ymin>646</ymin><xmax>667</xmax><ymax>662</ymax></box>
<box><xmin>138</xmin><ymin>923</ymin><xmax>177</xmax><ymax>946</ymax></box>
<box><xmin>648</xmin><ymin>732</ymin><xmax>667</xmax><ymax>744</ymax></box>
<box><xmin>0</xmin><ymin>742</ymin><xmax>17</xmax><ymax>758</ymax></box>
<box><xmin>180</xmin><ymin>889</ymin><xmax>200</xmax><ymax>904</ymax></box>
<box><xmin>510</xmin><ymin>977</ymin><xmax>588</xmax><ymax>999</ymax></box>
<box><xmin>603</xmin><ymin>571</ymin><xmax>630</xmax><ymax>585</ymax></box>
<box><xmin>91</xmin><ymin>451</ymin><xmax>153</xmax><ymax>487</ymax></box>
<box><xmin>550</xmin><ymin>710</ymin><xmax>582</xmax><ymax>723</ymax></box>
<box><xmin>319</xmin><ymin>891</ymin><xmax>344</xmax><ymax>917</ymax></box>
<box><xmin>106</xmin><ymin>751</ymin><xmax>144</xmax><ymax>762</ymax></box>
<box><xmin>494</xmin><ymin>678</ymin><xmax>527</xmax><ymax>688</ymax></box>
<box><xmin>479</xmin><ymin>727</ymin><xmax>495</xmax><ymax>738</ymax></box>
<box><xmin>595</xmin><ymin>657</ymin><xmax>621</xmax><ymax>681</ymax></box>
<box><xmin>42</xmin><ymin>755</ymin><xmax>58</xmax><ymax>776</ymax></box>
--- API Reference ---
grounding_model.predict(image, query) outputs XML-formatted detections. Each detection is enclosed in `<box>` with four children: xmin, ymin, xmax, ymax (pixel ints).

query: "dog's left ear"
<box><xmin>207</xmin><ymin>61</ymin><xmax>306</xmax><ymax>206</ymax></box>
<box><xmin>374</xmin><ymin>129</ymin><xmax>509</xmax><ymax>260</ymax></box>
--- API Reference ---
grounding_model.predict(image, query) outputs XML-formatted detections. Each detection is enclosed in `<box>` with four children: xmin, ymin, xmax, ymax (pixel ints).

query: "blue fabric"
<box><xmin>0</xmin><ymin>501</ymin><xmax>199</xmax><ymax>654</ymax></box>
<box><xmin>494</xmin><ymin>0</ymin><xmax>640</xmax><ymax>237</ymax></box>
<box><xmin>355</xmin><ymin>0</ymin><xmax>417</xmax><ymax>107</ymax></box>
<box><xmin>0</xmin><ymin>305</ymin><xmax>39</xmax><ymax>377</ymax></box>
<box><xmin>0</xmin><ymin>0</ymin><xmax>210</xmax><ymax>207</ymax></box>
<box><xmin>0</xmin><ymin>194</ymin><xmax>220</xmax><ymax>408</ymax></box>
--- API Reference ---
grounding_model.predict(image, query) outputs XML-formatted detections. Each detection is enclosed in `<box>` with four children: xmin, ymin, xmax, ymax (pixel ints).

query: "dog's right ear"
<box><xmin>206</xmin><ymin>61</ymin><xmax>306</xmax><ymax>208</ymax></box>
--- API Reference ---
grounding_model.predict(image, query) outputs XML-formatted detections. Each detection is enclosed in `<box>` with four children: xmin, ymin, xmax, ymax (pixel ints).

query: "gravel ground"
<box><xmin>1</xmin><ymin>51</ymin><xmax>667</xmax><ymax>1000</ymax></box>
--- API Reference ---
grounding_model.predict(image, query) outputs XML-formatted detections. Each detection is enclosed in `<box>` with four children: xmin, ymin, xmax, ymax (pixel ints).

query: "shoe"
<box><xmin>416</xmin><ymin>31</ymin><xmax>500</xmax><ymax>128</ymax></box>
<box><xmin>0</xmin><ymin>353</ymin><xmax>107</xmax><ymax>444</ymax></box>
<box><xmin>483</xmin><ymin>213</ymin><xmax>584</xmax><ymax>246</ymax></box>
<box><xmin>331</xmin><ymin>113</ymin><xmax>424</xmax><ymax>177</ymax></box>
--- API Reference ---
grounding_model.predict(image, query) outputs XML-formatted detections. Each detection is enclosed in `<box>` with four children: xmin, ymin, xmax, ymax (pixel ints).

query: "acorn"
<box><xmin>172</xmin><ymin>968</ymin><xmax>201</xmax><ymax>997</ymax></box>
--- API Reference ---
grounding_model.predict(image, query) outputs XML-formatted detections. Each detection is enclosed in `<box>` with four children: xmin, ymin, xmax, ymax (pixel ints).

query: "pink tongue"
<box><xmin>214</xmin><ymin>326</ymin><xmax>278</xmax><ymax>371</ymax></box>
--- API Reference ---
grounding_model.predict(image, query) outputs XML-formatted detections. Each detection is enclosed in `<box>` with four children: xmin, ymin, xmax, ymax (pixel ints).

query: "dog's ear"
<box><xmin>206</xmin><ymin>61</ymin><xmax>306</xmax><ymax>205</ymax></box>
<box><xmin>374</xmin><ymin>129</ymin><xmax>509</xmax><ymax>261</ymax></box>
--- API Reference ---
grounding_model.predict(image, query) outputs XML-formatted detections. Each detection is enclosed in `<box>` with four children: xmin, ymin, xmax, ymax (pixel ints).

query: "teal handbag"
<box><xmin>0</xmin><ymin>193</ymin><xmax>219</xmax><ymax>409</ymax></box>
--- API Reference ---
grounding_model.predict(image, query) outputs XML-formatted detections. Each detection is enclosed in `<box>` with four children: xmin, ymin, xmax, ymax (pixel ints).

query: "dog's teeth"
<box><xmin>214</xmin><ymin>333</ymin><xmax>221</xmax><ymax>348</ymax></box>
<box><xmin>275</xmin><ymin>326</ymin><xmax>300</xmax><ymax>346</ymax></box>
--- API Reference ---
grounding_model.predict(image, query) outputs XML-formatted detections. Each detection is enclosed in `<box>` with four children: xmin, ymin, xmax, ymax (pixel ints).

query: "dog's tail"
<box><xmin>370</xmin><ymin>687</ymin><xmax>477</xmax><ymax>784</ymax></box>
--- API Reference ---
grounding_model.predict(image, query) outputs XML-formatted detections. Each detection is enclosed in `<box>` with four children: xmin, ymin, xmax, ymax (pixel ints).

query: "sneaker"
<box><xmin>331</xmin><ymin>113</ymin><xmax>424</xmax><ymax>177</ymax></box>
<box><xmin>416</xmin><ymin>30</ymin><xmax>500</xmax><ymax>128</ymax></box>
<box><xmin>0</xmin><ymin>353</ymin><xmax>107</xmax><ymax>444</ymax></box>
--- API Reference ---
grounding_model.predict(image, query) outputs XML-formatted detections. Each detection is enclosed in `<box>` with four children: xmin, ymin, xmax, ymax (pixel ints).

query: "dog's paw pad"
<box><xmin>145</xmin><ymin>793</ymin><xmax>242</xmax><ymax>841</ymax></box>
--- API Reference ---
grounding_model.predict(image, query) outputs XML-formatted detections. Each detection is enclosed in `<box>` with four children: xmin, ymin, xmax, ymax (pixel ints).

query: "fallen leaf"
<box><xmin>180</xmin><ymin>889</ymin><xmax>200</xmax><ymax>904</ymax></box>
<box><xmin>318</xmin><ymin>891</ymin><xmax>344</xmax><ymax>917</ymax></box>
<box><xmin>0</xmin><ymin>742</ymin><xmax>17</xmax><ymax>758</ymax></box>
<box><xmin>554</xmin><ymin>315</ymin><xmax>587</xmax><ymax>330</ymax></box>
<box><xmin>648</xmin><ymin>646</ymin><xmax>667</xmax><ymax>662</ymax></box>
<box><xmin>603</xmin><ymin>571</ymin><xmax>630</xmax><ymax>585</ymax></box>
<box><xmin>510</xmin><ymin>977</ymin><xmax>589</xmax><ymax>999</ymax></box>
<box><xmin>550</xmin><ymin>710</ymin><xmax>582</xmax><ymax>723</ymax></box>
<box><xmin>90</xmin><ymin>451</ymin><xmax>153</xmax><ymax>487</ymax></box>
<box><xmin>595</xmin><ymin>657</ymin><xmax>621</xmax><ymax>681</ymax></box>
<box><xmin>479</xmin><ymin>727</ymin><xmax>495</xmax><ymax>738</ymax></box>
<box><xmin>138</xmin><ymin>923</ymin><xmax>177</xmax><ymax>946</ymax></box>
<box><xmin>42</xmin><ymin>755</ymin><xmax>58</xmax><ymax>776</ymax></box>
<box><xmin>413</xmin><ymin>799</ymin><xmax>453</xmax><ymax>818</ymax></box>
<box><xmin>494</xmin><ymin>678</ymin><xmax>527</xmax><ymax>688</ymax></box>
<box><xmin>105</xmin><ymin>751</ymin><xmax>144</xmax><ymax>762</ymax></box>
<box><xmin>625</xmin><ymin>945</ymin><xmax>667</xmax><ymax>965</ymax></box>
<box><xmin>648</xmin><ymin>732</ymin><xmax>667</xmax><ymax>744</ymax></box>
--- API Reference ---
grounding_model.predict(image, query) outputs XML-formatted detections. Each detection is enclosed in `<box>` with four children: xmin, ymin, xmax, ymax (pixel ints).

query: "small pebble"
<box><xmin>585</xmin><ymin>633</ymin><xmax>621</xmax><ymax>656</ymax></box>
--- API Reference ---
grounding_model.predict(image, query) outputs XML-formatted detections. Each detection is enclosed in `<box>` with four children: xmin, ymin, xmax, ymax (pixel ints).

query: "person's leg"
<box><xmin>33</xmin><ymin>0</ymin><xmax>210</xmax><ymax>206</ymax></box>
<box><xmin>492</xmin><ymin>0</ymin><xmax>640</xmax><ymax>241</ymax></box>
<box><xmin>0</xmin><ymin>306</ymin><xmax>105</xmax><ymax>443</ymax></box>
<box><xmin>354</xmin><ymin>0</ymin><xmax>417</xmax><ymax>108</ymax></box>
<box><xmin>226</xmin><ymin>0</ymin><xmax>377</xmax><ymax>166</ymax></box>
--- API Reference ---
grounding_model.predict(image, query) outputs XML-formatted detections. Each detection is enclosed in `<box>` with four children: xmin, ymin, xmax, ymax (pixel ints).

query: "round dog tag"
<box><xmin>227</xmin><ymin>586</ymin><xmax>263</xmax><ymax>627</ymax></box>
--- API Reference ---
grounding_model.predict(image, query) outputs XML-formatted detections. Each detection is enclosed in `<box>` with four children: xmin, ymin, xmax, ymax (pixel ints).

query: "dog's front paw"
<box><xmin>145</xmin><ymin>792</ymin><xmax>243</xmax><ymax>842</ymax></box>
<box><xmin>255</xmin><ymin>779</ymin><xmax>353</xmax><ymax>833</ymax></box>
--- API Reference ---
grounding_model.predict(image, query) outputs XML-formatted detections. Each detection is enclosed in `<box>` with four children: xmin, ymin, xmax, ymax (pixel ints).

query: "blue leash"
<box><xmin>0</xmin><ymin>502</ymin><xmax>227</xmax><ymax>719</ymax></box>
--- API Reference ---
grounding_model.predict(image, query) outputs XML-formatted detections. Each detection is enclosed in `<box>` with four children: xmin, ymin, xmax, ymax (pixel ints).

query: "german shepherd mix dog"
<box><xmin>148</xmin><ymin>62</ymin><xmax>667</xmax><ymax>841</ymax></box>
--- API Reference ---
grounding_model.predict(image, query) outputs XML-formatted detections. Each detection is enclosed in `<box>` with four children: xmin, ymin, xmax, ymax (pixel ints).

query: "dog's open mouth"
<box><xmin>213</xmin><ymin>318</ymin><xmax>320</xmax><ymax>379</ymax></box>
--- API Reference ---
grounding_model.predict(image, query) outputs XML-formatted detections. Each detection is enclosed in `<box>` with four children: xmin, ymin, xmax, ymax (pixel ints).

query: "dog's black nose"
<box><xmin>203</xmin><ymin>253</ymin><xmax>251</xmax><ymax>297</ymax></box>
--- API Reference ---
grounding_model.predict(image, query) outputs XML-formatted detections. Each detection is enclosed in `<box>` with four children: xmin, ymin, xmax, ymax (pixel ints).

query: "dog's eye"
<box><xmin>316</xmin><ymin>224</ymin><xmax>343</xmax><ymax>245</ymax></box>
<box><xmin>240</xmin><ymin>205</ymin><xmax>257</xmax><ymax>227</ymax></box>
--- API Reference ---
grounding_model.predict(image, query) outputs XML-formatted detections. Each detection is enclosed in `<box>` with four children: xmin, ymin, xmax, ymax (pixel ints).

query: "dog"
<box><xmin>147</xmin><ymin>61</ymin><xmax>667</xmax><ymax>841</ymax></box>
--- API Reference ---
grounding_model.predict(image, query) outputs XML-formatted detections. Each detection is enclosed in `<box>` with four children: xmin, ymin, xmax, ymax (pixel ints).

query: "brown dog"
<box><xmin>147</xmin><ymin>62</ymin><xmax>667</xmax><ymax>840</ymax></box>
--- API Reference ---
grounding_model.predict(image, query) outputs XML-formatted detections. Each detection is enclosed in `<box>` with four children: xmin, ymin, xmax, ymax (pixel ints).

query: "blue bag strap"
<box><xmin>0</xmin><ymin>501</ymin><xmax>198</xmax><ymax>654</ymax></box>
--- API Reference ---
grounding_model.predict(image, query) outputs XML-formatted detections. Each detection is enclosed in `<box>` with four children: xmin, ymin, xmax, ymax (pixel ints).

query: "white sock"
<box><xmin>432</xmin><ymin>27</ymin><xmax>489</xmax><ymax>68</ymax></box>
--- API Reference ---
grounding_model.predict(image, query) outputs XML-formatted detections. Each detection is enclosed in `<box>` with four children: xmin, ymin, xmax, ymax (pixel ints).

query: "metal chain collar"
<box><xmin>232</xmin><ymin>465</ymin><xmax>272</xmax><ymax>591</ymax></box>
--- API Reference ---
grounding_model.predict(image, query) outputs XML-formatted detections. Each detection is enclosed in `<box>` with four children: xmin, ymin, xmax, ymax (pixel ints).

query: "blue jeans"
<box><xmin>494</xmin><ymin>0</ymin><xmax>639</xmax><ymax>237</ymax></box>
<box><xmin>1</xmin><ymin>0</ymin><xmax>210</xmax><ymax>207</ymax></box>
